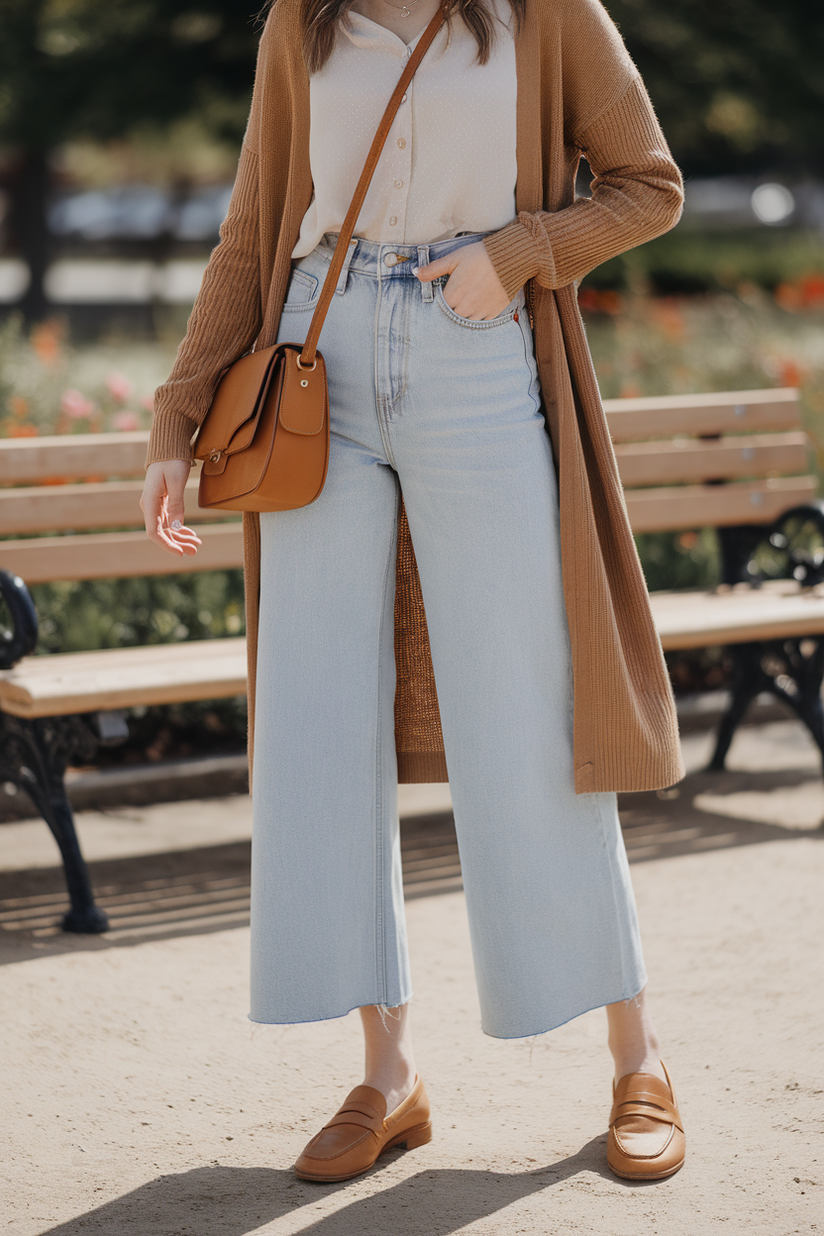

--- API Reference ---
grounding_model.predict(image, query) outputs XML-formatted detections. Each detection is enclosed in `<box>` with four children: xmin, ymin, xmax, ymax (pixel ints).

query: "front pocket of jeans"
<box><xmin>435</xmin><ymin>284</ymin><xmax>517</xmax><ymax>329</ymax></box>
<box><xmin>282</xmin><ymin>268</ymin><xmax>320</xmax><ymax>311</ymax></box>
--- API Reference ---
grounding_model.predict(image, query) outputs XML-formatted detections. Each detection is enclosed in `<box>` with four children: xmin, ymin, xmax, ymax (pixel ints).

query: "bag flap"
<box><xmin>278</xmin><ymin>346</ymin><xmax>327</xmax><ymax>436</ymax></box>
<box><xmin>194</xmin><ymin>345</ymin><xmax>279</xmax><ymax>460</ymax></box>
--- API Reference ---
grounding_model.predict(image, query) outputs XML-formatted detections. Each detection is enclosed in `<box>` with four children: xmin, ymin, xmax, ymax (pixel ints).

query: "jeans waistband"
<box><xmin>314</xmin><ymin>230</ymin><xmax>488</xmax><ymax>284</ymax></box>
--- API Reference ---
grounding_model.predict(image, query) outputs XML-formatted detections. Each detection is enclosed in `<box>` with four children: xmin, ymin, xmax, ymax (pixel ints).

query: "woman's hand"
<box><xmin>140</xmin><ymin>460</ymin><xmax>202</xmax><ymax>557</ymax></box>
<box><xmin>413</xmin><ymin>241</ymin><xmax>511</xmax><ymax>321</ymax></box>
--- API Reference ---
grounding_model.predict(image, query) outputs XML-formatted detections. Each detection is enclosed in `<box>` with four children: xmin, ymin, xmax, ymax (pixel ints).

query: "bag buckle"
<box><xmin>209</xmin><ymin>448</ymin><xmax>222</xmax><ymax>464</ymax></box>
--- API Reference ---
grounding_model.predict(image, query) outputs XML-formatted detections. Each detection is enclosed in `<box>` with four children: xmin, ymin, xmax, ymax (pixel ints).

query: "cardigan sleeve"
<box><xmin>483</xmin><ymin>77</ymin><xmax>684</xmax><ymax>299</ymax></box>
<box><xmin>145</xmin><ymin>144</ymin><xmax>262</xmax><ymax>465</ymax></box>
<box><xmin>145</xmin><ymin>24</ymin><xmax>274</xmax><ymax>467</ymax></box>
<box><xmin>483</xmin><ymin>0</ymin><xmax>684</xmax><ymax>300</ymax></box>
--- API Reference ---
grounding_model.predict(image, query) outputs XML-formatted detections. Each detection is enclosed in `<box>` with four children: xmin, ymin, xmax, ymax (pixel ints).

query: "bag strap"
<box><xmin>297</xmin><ymin>4</ymin><xmax>447</xmax><ymax>369</ymax></box>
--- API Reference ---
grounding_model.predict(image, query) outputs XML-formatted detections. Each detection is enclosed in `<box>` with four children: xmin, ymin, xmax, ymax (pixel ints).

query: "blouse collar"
<box><xmin>341</xmin><ymin>8</ymin><xmax>451</xmax><ymax>59</ymax></box>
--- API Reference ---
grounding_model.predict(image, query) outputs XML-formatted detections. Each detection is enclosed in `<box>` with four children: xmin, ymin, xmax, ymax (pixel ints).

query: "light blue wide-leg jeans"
<box><xmin>249</xmin><ymin>232</ymin><xmax>647</xmax><ymax>1038</ymax></box>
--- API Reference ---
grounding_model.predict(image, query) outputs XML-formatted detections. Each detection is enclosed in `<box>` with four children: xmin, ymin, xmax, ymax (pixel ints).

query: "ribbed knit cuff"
<box><xmin>145</xmin><ymin>410</ymin><xmax>197</xmax><ymax>468</ymax></box>
<box><xmin>483</xmin><ymin>219</ymin><xmax>543</xmax><ymax>300</ymax></box>
<box><xmin>396</xmin><ymin>749</ymin><xmax>449</xmax><ymax>784</ymax></box>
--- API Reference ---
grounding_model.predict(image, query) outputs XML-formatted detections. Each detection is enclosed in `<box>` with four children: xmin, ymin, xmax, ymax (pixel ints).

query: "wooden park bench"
<box><xmin>2</xmin><ymin>384</ymin><xmax>823</xmax><ymax>933</ymax></box>
<box><xmin>0</xmin><ymin>432</ymin><xmax>247</xmax><ymax>933</ymax></box>
<box><xmin>615</xmin><ymin>387</ymin><xmax>824</xmax><ymax>769</ymax></box>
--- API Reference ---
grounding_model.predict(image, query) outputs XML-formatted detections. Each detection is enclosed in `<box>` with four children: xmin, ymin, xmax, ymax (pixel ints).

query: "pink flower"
<box><xmin>111</xmin><ymin>410</ymin><xmax>140</xmax><ymax>432</ymax></box>
<box><xmin>60</xmin><ymin>389</ymin><xmax>97</xmax><ymax>420</ymax></box>
<box><xmin>106</xmin><ymin>371</ymin><xmax>133</xmax><ymax>403</ymax></box>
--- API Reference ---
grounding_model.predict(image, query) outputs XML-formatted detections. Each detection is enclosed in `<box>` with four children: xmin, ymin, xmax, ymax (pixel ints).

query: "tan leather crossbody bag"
<box><xmin>194</xmin><ymin>6</ymin><xmax>446</xmax><ymax>512</ymax></box>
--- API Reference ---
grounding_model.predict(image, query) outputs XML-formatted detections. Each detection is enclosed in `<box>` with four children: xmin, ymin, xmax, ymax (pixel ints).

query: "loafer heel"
<box><xmin>394</xmin><ymin>1120</ymin><xmax>432</xmax><ymax>1150</ymax></box>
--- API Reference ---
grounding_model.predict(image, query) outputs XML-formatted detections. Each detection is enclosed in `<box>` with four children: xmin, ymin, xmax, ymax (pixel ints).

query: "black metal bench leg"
<box><xmin>0</xmin><ymin>712</ymin><xmax>109</xmax><ymax>933</ymax></box>
<box><xmin>772</xmin><ymin>638</ymin><xmax>824</xmax><ymax>779</ymax></box>
<box><xmin>708</xmin><ymin>643</ymin><xmax>762</xmax><ymax>771</ymax></box>
<box><xmin>712</xmin><ymin>636</ymin><xmax>824</xmax><ymax>780</ymax></box>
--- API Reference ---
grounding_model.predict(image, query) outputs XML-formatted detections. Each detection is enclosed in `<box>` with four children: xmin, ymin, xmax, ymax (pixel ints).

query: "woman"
<box><xmin>142</xmin><ymin>0</ymin><xmax>687</xmax><ymax>1183</ymax></box>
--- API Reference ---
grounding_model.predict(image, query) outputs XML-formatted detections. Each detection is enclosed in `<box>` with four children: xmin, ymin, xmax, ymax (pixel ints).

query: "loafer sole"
<box><xmin>295</xmin><ymin>1120</ymin><xmax>433</xmax><ymax>1182</ymax></box>
<box><xmin>608</xmin><ymin>1155</ymin><xmax>684</xmax><ymax>1181</ymax></box>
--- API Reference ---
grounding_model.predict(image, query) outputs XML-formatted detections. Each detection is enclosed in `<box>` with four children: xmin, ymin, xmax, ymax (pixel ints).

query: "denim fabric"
<box><xmin>249</xmin><ymin>232</ymin><xmax>647</xmax><ymax>1038</ymax></box>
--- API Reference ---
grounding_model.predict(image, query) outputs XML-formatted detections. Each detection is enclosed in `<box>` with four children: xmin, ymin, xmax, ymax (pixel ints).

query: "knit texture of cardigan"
<box><xmin>146</xmin><ymin>0</ymin><xmax>687</xmax><ymax>793</ymax></box>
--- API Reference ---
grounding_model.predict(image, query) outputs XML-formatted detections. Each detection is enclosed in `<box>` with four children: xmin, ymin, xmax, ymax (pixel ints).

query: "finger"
<box><xmin>160</xmin><ymin>505</ymin><xmax>202</xmax><ymax>552</ymax></box>
<box><xmin>170</xmin><ymin>525</ymin><xmax>203</xmax><ymax>548</ymax></box>
<box><xmin>164</xmin><ymin>489</ymin><xmax>187</xmax><ymax>531</ymax></box>
<box><xmin>151</xmin><ymin>516</ymin><xmax>201</xmax><ymax>556</ymax></box>
<box><xmin>413</xmin><ymin>255</ymin><xmax>456</xmax><ymax>281</ymax></box>
<box><xmin>147</xmin><ymin>516</ymin><xmax>186</xmax><ymax>555</ymax></box>
<box><xmin>141</xmin><ymin>479</ymin><xmax>165</xmax><ymax>538</ymax></box>
<box><xmin>160</xmin><ymin>478</ymin><xmax>201</xmax><ymax>550</ymax></box>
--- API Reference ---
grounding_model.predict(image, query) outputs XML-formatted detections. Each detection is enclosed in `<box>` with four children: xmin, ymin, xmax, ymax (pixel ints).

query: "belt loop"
<box><xmin>335</xmin><ymin>238</ymin><xmax>358</xmax><ymax>295</ymax></box>
<box><xmin>417</xmin><ymin>245</ymin><xmax>433</xmax><ymax>302</ymax></box>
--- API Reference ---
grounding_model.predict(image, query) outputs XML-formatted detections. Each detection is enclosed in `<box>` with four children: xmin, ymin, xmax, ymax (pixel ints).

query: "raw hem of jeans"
<box><xmin>247</xmin><ymin>992</ymin><xmax>413</xmax><ymax>1028</ymax></box>
<box><xmin>479</xmin><ymin>975</ymin><xmax>648</xmax><ymax>1041</ymax></box>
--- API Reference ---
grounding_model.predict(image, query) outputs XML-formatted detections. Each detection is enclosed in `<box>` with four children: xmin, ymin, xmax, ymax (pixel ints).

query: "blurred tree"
<box><xmin>608</xmin><ymin>0</ymin><xmax>824</xmax><ymax>178</ymax></box>
<box><xmin>0</xmin><ymin>0</ymin><xmax>260</xmax><ymax>319</ymax></box>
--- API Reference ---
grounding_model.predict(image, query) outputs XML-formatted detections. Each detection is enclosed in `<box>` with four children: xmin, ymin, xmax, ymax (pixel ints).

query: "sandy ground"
<box><xmin>2</xmin><ymin>721</ymin><xmax>823</xmax><ymax>1235</ymax></box>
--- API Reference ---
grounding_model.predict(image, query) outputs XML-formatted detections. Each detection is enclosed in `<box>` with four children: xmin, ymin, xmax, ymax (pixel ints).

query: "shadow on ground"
<box><xmin>36</xmin><ymin>1136</ymin><xmax>633</xmax><ymax>1236</ymax></box>
<box><xmin>2</xmin><ymin>767</ymin><xmax>822</xmax><ymax>964</ymax></box>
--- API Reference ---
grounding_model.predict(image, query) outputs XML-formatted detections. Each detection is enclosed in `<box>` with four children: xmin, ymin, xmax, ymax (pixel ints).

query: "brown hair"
<box><xmin>281</xmin><ymin>0</ymin><xmax>525</xmax><ymax>74</ymax></box>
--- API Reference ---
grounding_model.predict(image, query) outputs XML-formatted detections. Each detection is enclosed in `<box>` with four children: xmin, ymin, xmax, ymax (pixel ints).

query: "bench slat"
<box><xmin>0</xmin><ymin>478</ymin><xmax>236</xmax><ymax>535</ymax></box>
<box><xmin>0</xmin><ymin>638</ymin><xmax>247</xmax><ymax>717</ymax></box>
<box><xmin>1</xmin><ymin>391</ymin><xmax>799</xmax><ymax>474</ymax></box>
<box><xmin>0</xmin><ymin>431</ymin><xmax>151</xmax><ymax>483</ymax></box>
<box><xmin>650</xmin><ymin>580</ymin><xmax>824</xmax><ymax>650</ymax></box>
<box><xmin>625</xmin><ymin>475</ymin><xmax>817</xmax><ymax>533</ymax></box>
<box><xmin>0</xmin><ymin>523</ymin><xmax>244</xmax><ymax>583</ymax></box>
<box><xmin>605</xmin><ymin>387</ymin><xmax>800</xmax><ymax>442</ymax></box>
<box><xmin>616</xmin><ymin>433</ymin><xmax>809</xmax><ymax>489</ymax></box>
<box><xmin>6</xmin><ymin>582</ymin><xmax>824</xmax><ymax>715</ymax></box>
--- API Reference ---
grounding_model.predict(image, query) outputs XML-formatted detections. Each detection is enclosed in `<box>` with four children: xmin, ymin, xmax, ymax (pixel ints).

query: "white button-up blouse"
<box><xmin>291</xmin><ymin>3</ymin><xmax>517</xmax><ymax>258</ymax></box>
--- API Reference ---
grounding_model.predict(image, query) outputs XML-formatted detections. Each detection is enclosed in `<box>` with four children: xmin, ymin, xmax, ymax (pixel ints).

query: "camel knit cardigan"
<box><xmin>146</xmin><ymin>0</ymin><xmax>687</xmax><ymax>794</ymax></box>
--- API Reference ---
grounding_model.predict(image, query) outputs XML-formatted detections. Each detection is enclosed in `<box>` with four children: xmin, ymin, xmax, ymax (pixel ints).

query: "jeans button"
<box><xmin>384</xmin><ymin>253</ymin><xmax>398</xmax><ymax>267</ymax></box>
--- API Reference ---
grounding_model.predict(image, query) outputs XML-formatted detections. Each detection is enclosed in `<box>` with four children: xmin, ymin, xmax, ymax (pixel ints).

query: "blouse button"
<box><xmin>396</xmin><ymin>137</ymin><xmax>406</xmax><ymax>149</ymax></box>
<box><xmin>394</xmin><ymin>179</ymin><xmax>403</xmax><ymax>189</ymax></box>
<box><xmin>390</xmin><ymin>216</ymin><xmax>398</xmax><ymax>227</ymax></box>
<box><xmin>401</xmin><ymin>93</ymin><xmax>408</xmax><ymax>103</ymax></box>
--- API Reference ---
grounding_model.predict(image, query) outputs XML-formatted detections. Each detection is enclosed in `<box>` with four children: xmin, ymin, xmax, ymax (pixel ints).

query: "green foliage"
<box><xmin>583</xmin><ymin>228</ymin><xmax>824</xmax><ymax>296</ymax></box>
<box><xmin>29</xmin><ymin>571</ymin><xmax>246</xmax><ymax>654</ymax></box>
<box><xmin>606</xmin><ymin>0</ymin><xmax>824</xmax><ymax>176</ymax></box>
<box><xmin>635</xmin><ymin>529</ymin><xmax>720</xmax><ymax>594</ymax></box>
<box><xmin>0</xmin><ymin>0</ymin><xmax>260</xmax><ymax>151</ymax></box>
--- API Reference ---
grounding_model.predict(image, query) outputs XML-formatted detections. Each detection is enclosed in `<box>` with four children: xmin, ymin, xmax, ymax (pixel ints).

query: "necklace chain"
<box><xmin>380</xmin><ymin>0</ymin><xmax>421</xmax><ymax>16</ymax></box>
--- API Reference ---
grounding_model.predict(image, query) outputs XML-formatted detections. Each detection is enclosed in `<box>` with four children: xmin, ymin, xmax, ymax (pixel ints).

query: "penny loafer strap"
<box><xmin>325</xmin><ymin>1111</ymin><xmax>382</xmax><ymax>1134</ymax></box>
<box><xmin>335</xmin><ymin>1098</ymin><xmax>382</xmax><ymax>1119</ymax></box>
<box><xmin>611</xmin><ymin>1096</ymin><xmax>683</xmax><ymax>1133</ymax></box>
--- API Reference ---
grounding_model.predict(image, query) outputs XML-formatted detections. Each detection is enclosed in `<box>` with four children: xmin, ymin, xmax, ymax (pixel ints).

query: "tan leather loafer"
<box><xmin>294</xmin><ymin>1076</ymin><xmax>432</xmax><ymax>1182</ymax></box>
<box><xmin>607</xmin><ymin>1061</ymin><xmax>685</xmax><ymax>1180</ymax></box>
